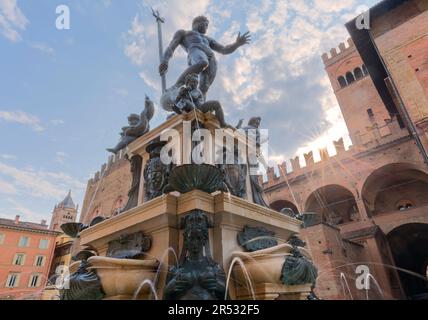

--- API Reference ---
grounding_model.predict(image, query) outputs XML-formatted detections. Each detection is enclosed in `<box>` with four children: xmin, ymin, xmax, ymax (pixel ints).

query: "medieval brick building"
<box><xmin>263</xmin><ymin>0</ymin><xmax>428</xmax><ymax>300</ymax></box>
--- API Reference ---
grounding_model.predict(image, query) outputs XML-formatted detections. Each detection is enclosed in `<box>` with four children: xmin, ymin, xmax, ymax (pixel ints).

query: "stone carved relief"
<box><xmin>143</xmin><ymin>141</ymin><xmax>170</xmax><ymax>202</ymax></box>
<box><xmin>237</xmin><ymin>225</ymin><xmax>278</xmax><ymax>252</ymax></box>
<box><xmin>281</xmin><ymin>235</ymin><xmax>318</xmax><ymax>286</ymax></box>
<box><xmin>106</xmin><ymin>231</ymin><xmax>152</xmax><ymax>259</ymax></box>
<box><xmin>217</xmin><ymin>146</ymin><xmax>247</xmax><ymax>198</ymax></box>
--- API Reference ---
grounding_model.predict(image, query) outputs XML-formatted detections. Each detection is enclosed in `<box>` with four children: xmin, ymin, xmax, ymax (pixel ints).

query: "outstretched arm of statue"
<box><xmin>159</xmin><ymin>30</ymin><xmax>185</xmax><ymax>76</ymax></box>
<box><xmin>209</xmin><ymin>31</ymin><xmax>251</xmax><ymax>55</ymax></box>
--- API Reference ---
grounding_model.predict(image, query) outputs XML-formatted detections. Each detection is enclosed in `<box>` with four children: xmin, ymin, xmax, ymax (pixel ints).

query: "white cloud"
<box><xmin>54</xmin><ymin>151</ymin><xmax>68</xmax><ymax>164</ymax></box>
<box><xmin>2</xmin><ymin>198</ymin><xmax>48</xmax><ymax>224</ymax></box>
<box><xmin>0</xmin><ymin>0</ymin><xmax>28</xmax><ymax>42</ymax></box>
<box><xmin>102</xmin><ymin>0</ymin><xmax>112</xmax><ymax>8</ymax></box>
<box><xmin>0</xmin><ymin>110</ymin><xmax>44</xmax><ymax>132</ymax></box>
<box><xmin>29</xmin><ymin>42</ymin><xmax>55</xmax><ymax>55</ymax></box>
<box><xmin>50</xmin><ymin>119</ymin><xmax>65</xmax><ymax>126</ymax></box>
<box><xmin>139</xmin><ymin>70</ymin><xmax>161</xmax><ymax>91</ymax></box>
<box><xmin>0</xmin><ymin>154</ymin><xmax>16</xmax><ymax>160</ymax></box>
<box><xmin>115</xmin><ymin>89</ymin><xmax>129</xmax><ymax>97</ymax></box>
<box><xmin>0</xmin><ymin>161</ymin><xmax>86</xmax><ymax>199</ymax></box>
<box><xmin>0</xmin><ymin>177</ymin><xmax>17</xmax><ymax>195</ymax></box>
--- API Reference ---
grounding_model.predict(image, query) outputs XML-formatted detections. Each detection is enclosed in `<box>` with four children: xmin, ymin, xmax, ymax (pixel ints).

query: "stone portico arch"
<box><xmin>361</xmin><ymin>162</ymin><xmax>428</xmax><ymax>217</ymax></box>
<box><xmin>269</xmin><ymin>199</ymin><xmax>300</xmax><ymax>216</ymax></box>
<box><xmin>304</xmin><ymin>184</ymin><xmax>359</xmax><ymax>225</ymax></box>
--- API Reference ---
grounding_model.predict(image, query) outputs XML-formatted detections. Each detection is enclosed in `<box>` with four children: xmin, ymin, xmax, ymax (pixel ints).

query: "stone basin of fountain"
<box><xmin>231</xmin><ymin>243</ymin><xmax>312</xmax><ymax>285</ymax></box>
<box><xmin>87</xmin><ymin>256</ymin><xmax>159</xmax><ymax>300</ymax></box>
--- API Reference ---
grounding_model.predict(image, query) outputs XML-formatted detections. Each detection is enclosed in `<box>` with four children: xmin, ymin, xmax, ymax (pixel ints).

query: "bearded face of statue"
<box><xmin>192</xmin><ymin>18</ymin><xmax>209</xmax><ymax>34</ymax></box>
<box><xmin>197</xmin><ymin>21</ymin><xmax>208</xmax><ymax>34</ymax></box>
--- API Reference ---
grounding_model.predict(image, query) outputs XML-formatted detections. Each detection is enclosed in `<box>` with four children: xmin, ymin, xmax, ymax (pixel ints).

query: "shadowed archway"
<box><xmin>361</xmin><ymin>163</ymin><xmax>428</xmax><ymax>216</ymax></box>
<box><xmin>387</xmin><ymin>223</ymin><xmax>428</xmax><ymax>299</ymax></box>
<box><xmin>270</xmin><ymin>199</ymin><xmax>299</xmax><ymax>216</ymax></box>
<box><xmin>305</xmin><ymin>184</ymin><xmax>358</xmax><ymax>225</ymax></box>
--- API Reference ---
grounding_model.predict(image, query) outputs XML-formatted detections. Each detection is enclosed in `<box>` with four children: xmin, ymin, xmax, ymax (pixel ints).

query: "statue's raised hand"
<box><xmin>236</xmin><ymin>31</ymin><xmax>251</xmax><ymax>47</ymax></box>
<box><xmin>159</xmin><ymin>61</ymin><xmax>169</xmax><ymax>75</ymax></box>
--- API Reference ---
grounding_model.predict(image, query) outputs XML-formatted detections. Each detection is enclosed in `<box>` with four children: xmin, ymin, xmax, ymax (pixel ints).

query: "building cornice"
<box><xmin>0</xmin><ymin>224</ymin><xmax>61</xmax><ymax>236</ymax></box>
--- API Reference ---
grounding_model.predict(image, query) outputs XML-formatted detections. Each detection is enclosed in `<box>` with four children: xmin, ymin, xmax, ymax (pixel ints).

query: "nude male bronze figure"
<box><xmin>159</xmin><ymin>16</ymin><xmax>250</xmax><ymax>99</ymax></box>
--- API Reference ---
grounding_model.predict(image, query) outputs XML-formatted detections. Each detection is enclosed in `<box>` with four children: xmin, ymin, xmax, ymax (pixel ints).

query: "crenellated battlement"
<box><xmin>263</xmin><ymin>116</ymin><xmax>409</xmax><ymax>187</ymax></box>
<box><xmin>263</xmin><ymin>138</ymin><xmax>349</xmax><ymax>186</ymax></box>
<box><xmin>321</xmin><ymin>38</ymin><xmax>355</xmax><ymax>66</ymax></box>
<box><xmin>88</xmin><ymin>149</ymin><xmax>128</xmax><ymax>185</ymax></box>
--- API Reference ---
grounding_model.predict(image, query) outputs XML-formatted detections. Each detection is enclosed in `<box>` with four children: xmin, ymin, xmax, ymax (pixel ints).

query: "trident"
<box><xmin>152</xmin><ymin>8</ymin><xmax>166</xmax><ymax>94</ymax></box>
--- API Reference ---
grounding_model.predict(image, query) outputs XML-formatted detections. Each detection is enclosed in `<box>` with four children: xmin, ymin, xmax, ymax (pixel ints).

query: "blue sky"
<box><xmin>0</xmin><ymin>0</ymin><xmax>378</xmax><ymax>224</ymax></box>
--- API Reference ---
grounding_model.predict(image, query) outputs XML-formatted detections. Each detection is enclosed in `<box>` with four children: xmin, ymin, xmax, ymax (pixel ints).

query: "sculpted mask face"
<box><xmin>182</xmin><ymin>211</ymin><xmax>209</xmax><ymax>257</ymax></box>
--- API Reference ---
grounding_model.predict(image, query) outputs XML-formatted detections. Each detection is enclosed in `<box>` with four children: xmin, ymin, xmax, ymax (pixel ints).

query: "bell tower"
<box><xmin>50</xmin><ymin>190</ymin><xmax>78</xmax><ymax>232</ymax></box>
<box><xmin>322</xmin><ymin>38</ymin><xmax>393</xmax><ymax>146</ymax></box>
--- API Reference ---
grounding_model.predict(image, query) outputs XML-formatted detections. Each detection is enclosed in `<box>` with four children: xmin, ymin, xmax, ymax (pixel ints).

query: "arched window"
<box><xmin>354</xmin><ymin>67</ymin><xmax>363</xmax><ymax>80</ymax></box>
<box><xmin>346</xmin><ymin>72</ymin><xmax>355</xmax><ymax>84</ymax></box>
<box><xmin>396</xmin><ymin>200</ymin><xmax>414</xmax><ymax>211</ymax></box>
<box><xmin>338</xmin><ymin>76</ymin><xmax>347</xmax><ymax>88</ymax></box>
<box><xmin>362</xmin><ymin>64</ymin><xmax>368</xmax><ymax>76</ymax></box>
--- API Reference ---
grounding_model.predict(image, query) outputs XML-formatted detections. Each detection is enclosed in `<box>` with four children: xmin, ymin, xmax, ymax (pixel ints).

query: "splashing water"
<box><xmin>132</xmin><ymin>279</ymin><xmax>158</xmax><ymax>300</ymax></box>
<box><xmin>225</xmin><ymin>256</ymin><xmax>255</xmax><ymax>300</ymax></box>
<box><xmin>365</xmin><ymin>273</ymin><xmax>384</xmax><ymax>300</ymax></box>
<box><xmin>340</xmin><ymin>272</ymin><xmax>354</xmax><ymax>300</ymax></box>
<box><xmin>152</xmin><ymin>247</ymin><xmax>179</xmax><ymax>297</ymax></box>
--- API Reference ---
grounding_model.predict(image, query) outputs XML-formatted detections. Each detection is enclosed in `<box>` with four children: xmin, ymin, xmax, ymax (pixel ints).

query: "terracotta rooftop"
<box><xmin>0</xmin><ymin>216</ymin><xmax>58</xmax><ymax>234</ymax></box>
